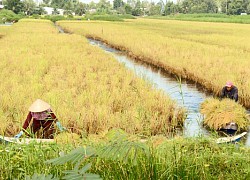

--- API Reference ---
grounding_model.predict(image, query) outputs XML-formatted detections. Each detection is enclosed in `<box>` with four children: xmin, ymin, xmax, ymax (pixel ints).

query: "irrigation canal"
<box><xmin>87</xmin><ymin>38</ymin><xmax>250</xmax><ymax>146</ymax></box>
<box><xmin>55</xmin><ymin>24</ymin><xmax>250</xmax><ymax>146</ymax></box>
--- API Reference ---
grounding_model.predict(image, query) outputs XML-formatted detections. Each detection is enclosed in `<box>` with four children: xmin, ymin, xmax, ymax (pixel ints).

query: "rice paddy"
<box><xmin>0</xmin><ymin>19</ymin><xmax>184</xmax><ymax>137</ymax></box>
<box><xmin>57</xmin><ymin>18</ymin><xmax>250</xmax><ymax>108</ymax></box>
<box><xmin>1</xmin><ymin>18</ymin><xmax>250</xmax><ymax>179</ymax></box>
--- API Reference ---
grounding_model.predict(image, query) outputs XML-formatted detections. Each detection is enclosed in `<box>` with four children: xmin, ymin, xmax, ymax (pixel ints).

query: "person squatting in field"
<box><xmin>220</xmin><ymin>81</ymin><xmax>238</xmax><ymax>102</ymax></box>
<box><xmin>220</xmin><ymin>81</ymin><xmax>239</xmax><ymax>135</ymax></box>
<box><xmin>14</xmin><ymin>99</ymin><xmax>65</xmax><ymax>139</ymax></box>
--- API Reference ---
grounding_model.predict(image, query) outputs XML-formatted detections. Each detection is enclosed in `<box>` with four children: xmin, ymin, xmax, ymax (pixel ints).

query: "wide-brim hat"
<box><xmin>28</xmin><ymin>99</ymin><xmax>51</xmax><ymax>112</ymax></box>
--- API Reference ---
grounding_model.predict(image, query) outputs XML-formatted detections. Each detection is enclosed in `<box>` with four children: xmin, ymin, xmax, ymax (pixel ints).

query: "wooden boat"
<box><xmin>216</xmin><ymin>132</ymin><xmax>247</xmax><ymax>144</ymax></box>
<box><xmin>0</xmin><ymin>135</ymin><xmax>55</xmax><ymax>144</ymax></box>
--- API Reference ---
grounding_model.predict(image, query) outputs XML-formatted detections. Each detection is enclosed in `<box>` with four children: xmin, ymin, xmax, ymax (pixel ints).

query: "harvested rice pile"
<box><xmin>200</xmin><ymin>98</ymin><xmax>249</xmax><ymax>131</ymax></box>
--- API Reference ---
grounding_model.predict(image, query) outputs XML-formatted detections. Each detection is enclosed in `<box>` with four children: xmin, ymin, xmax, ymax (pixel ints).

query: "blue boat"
<box><xmin>216</xmin><ymin>132</ymin><xmax>247</xmax><ymax>144</ymax></box>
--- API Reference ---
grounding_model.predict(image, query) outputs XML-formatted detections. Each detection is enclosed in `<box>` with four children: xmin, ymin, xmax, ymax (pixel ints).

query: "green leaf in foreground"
<box><xmin>46</xmin><ymin>146</ymin><xmax>96</xmax><ymax>165</ymax></box>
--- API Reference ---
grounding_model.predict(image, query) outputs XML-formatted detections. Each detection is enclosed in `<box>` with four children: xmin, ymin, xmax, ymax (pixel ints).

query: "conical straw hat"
<box><xmin>28</xmin><ymin>99</ymin><xmax>51</xmax><ymax>112</ymax></box>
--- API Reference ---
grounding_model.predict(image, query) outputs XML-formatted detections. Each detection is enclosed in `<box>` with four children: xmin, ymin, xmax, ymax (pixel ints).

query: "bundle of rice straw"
<box><xmin>200</xmin><ymin>98</ymin><xmax>250</xmax><ymax>131</ymax></box>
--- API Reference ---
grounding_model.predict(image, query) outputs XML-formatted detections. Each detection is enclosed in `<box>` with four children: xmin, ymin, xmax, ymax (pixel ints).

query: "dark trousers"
<box><xmin>31</xmin><ymin>120</ymin><xmax>55</xmax><ymax>139</ymax></box>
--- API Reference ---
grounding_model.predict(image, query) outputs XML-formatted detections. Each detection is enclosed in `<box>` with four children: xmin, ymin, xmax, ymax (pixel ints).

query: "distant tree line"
<box><xmin>2</xmin><ymin>0</ymin><xmax>250</xmax><ymax>16</ymax></box>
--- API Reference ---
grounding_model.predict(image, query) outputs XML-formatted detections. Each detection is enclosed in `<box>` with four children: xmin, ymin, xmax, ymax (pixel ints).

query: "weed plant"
<box><xmin>0</xmin><ymin>142</ymin><xmax>74</xmax><ymax>179</ymax></box>
<box><xmin>2</xmin><ymin>131</ymin><xmax>249</xmax><ymax>179</ymax></box>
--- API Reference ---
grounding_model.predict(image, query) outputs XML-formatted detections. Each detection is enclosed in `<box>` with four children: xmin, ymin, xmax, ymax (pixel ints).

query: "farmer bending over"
<box><xmin>220</xmin><ymin>81</ymin><xmax>238</xmax><ymax>102</ymax></box>
<box><xmin>14</xmin><ymin>99</ymin><xmax>65</xmax><ymax>139</ymax></box>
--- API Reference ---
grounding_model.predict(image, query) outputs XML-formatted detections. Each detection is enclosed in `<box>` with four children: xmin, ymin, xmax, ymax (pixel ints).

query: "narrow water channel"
<box><xmin>88</xmin><ymin>39</ymin><xmax>250</xmax><ymax>146</ymax></box>
<box><xmin>88</xmin><ymin>39</ymin><xmax>210</xmax><ymax>137</ymax></box>
<box><xmin>55</xmin><ymin>25</ymin><xmax>249</xmax><ymax>146</ymax></box>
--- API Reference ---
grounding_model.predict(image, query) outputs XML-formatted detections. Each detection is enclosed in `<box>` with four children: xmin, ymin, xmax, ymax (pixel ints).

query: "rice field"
<box><xmin>0</xmin><ymin>19</ymin><xmax>250</xmax><ymax>180</ymax></box>
<box><xmin>57</xmin><ymin>19</ymin><xmax>250</xmax><ymax>108</ymax></box>
<box><xmin>1</xmin><ymin>18</ymin><xmax>250</xmax><ymax>180</ymax></box>
<box><xmin>0</xmin><ymin>19</ymin><xmax>185</xmax><ymax>137</ymax></box>
<box><xmin>0</xmin><ymin>26</ymin><xmax>9</xmax><ymax>37</ymax></box>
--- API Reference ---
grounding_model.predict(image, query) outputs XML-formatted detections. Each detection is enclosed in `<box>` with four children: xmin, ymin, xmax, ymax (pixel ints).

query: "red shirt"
<box><xmin>22</xmin><ymin>111</ymin><xmax>57</xmax><ymax>130</ymax></box>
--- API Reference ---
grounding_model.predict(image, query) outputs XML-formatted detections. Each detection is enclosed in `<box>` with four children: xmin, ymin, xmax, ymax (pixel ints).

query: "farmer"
<box><xmin>221</xmin><ymin>122</ymin><xmax>238</xmax><ymax>136</ymax></box>
<box><xmin>14</xmin><ymin>99</ymin><xmax>65</xmax><ymax>139</ymax></box>
<box><xmin>220</xmin><ymin>81</ymin><xmax>238</xmax><ymax>102</ymax></box>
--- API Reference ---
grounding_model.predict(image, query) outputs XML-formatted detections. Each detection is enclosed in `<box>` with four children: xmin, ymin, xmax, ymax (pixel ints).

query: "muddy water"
<box><xmin>88</xmin><ymin>39</ymin><xmax>250</xmax><ymax>146</ymax></box>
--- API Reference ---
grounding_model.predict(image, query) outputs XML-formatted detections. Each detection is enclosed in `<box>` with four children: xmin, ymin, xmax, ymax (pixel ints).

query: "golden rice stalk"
<box><xmin>0</xmin><ymin>20</ymin><xmax>185</xmax><ymax>137</ymax></box>
<box><xmin>200</xmin><ymin>98</ymin><xmax>250</xmax><ymax>131</ymax></box>
<box><xmin>55</xmin><ymin>132</ymin><xmax>81</xmax><ymax>145</ymax></box>
<box><xmin>57</xmin><ymin>20</ymin><xmax>250</xmax><ymax>108</ymax></box>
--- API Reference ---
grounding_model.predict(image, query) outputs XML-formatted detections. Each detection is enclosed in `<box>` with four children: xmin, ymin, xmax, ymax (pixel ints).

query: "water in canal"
<box><xmin>88</xmin><ymin>38</ymin><xmax>250</xmax><ymax>146</ymax></box>
<box><xmin>55</xmin><ymin>25</ymin><xmax>249</xmax><ymax>145</ymax></box>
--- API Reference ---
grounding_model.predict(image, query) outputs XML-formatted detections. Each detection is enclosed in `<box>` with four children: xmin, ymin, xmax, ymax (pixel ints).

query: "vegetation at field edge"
<box><xmin>146</xmin><ymin>13</ymin><xmax>250</xmax><ymax>24</ymax></box>
<box><xmin>1</xmin><ymin>131</ymin><xmax>250</xmax><ymax>179</ymax></box>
